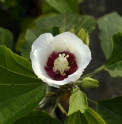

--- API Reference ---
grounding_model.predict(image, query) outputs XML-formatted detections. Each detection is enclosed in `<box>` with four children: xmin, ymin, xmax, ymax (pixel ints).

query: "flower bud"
<box><xmin>81</xmin><ymin>77</ymin><xmax>99</xmax><ymax>89</ymax></box>
<box><xmin>77</xmin><ymin>28</ymin><xmax>89</xmax><ymax>45</ymax></box>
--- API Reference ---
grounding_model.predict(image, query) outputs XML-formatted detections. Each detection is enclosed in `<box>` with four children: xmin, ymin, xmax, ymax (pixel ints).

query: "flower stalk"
<box><xmin>80</xmin><ymin>65</ymin><xmax>105</xmax><ymax>79</ymax></box>
<box><xmin>58</xmin><ymin>103</ymin><xmax>67</xmax><ymax>116</ymax></box>
<box><xmin>88</xmin><ymin>98</ymin><xmax>97</xmax><ymax>105</ymax></box>
<box><xmin>50</xmin><ymin>95</ymin><xmax>62</xmax><ymax>116</ymax></box>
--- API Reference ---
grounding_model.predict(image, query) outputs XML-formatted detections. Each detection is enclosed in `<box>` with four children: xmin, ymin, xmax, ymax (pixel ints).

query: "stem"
<box><xmin>46</xmin><ymin>92</ymin><xmax>56</xmax><ymax>96</ymax></box>
<box><xmin>50</xmin><ymin>95</ymin><xmax>62</xmax><ymax>116</ymax></box>
<box><xmin>88</xmin><ymin>98</ymin><xmax>97</xmax><ymax>105</ymax></box>
<box><xmin>80</xmin><ymin>65</ymin><xmax>105</xmax><ymax>79</ymax></box>
<box><xmin>58</xmin><ymin>103</ymin><xmax>67</xmax><ymax>116</ymax></box>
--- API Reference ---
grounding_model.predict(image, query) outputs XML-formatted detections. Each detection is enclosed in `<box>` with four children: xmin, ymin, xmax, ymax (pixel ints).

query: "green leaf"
<box><xmin>14</xmin><ymin>111</ymin><xmax>62</xmax><ymax>124</ymax></box>
<box><xmin>0</xmin><ymin>0</ymin><xmax>5</xmax><ymax>2</ymax></box>
<box><xmin>36</xmin><ymin>13</ymin><xmax>96</xmax><ymax>34</ymax></box>
<box><xmin>65</xmin><ymin>108</ymin><xmax>106</xmax><ymax>124</ymax></box>
<box><xmin>85</xmin><ymin>107</ymin><xmax>106</xmax><ymax>124</ymax></box>
<box><xmin>69</xmin><ymin>25</ymin><xmax>75</xmax><ymax>33</ymax></box>
<box><xmin>77</xmin><ymin>28</ymin><xmax>90</xmax><ymax>45</ymax></box>
<box><xmin>0</xmin><ymin>45</ymin><xmax>47</xmax><ymax>124</ymax></box>
<box><xmin>45</xmin><ymin>0</ymin><xmax>80</xmax><ymax>13</ymax></box>
<box><xmin>20</xmin><ymin>27</ymin><xmax>60</xmax><ymax>59</ymax></box>
<box><xmin>15</xmin><ymin>14</ymin><xmax>56</xmax><ymax>52</ymax></box>
<box><xmin>15</xmin><ymin>30</ymin><xmax>26</xmax><ymax>52</ymax></box>
<box><xmin>81</xmin><ymin>77</ymin><xmax>99</xmax><ymax>89</ymax></box>
<box><xmin>98</xmin><ymin>12</ymin><xmax>122</xmax><ymax>59</ymax></box>
<box><xmin>0</xmin><ymin>28</ymin><xmax>13</xmax><ymax>49</ymax></box>
<box><xmin>77</xmin><ymin>0</ymin><xmax>84</xmax><ymax>3</ymax></box>
<box><xmin>105</xmin><ymin>32</ymin><xmax>122</xmax><ymax>77</ymax></box>
<box><xmin>97</xmin><ymin>96</ymin><xmax>122</xmax><ymax>124</ymax></box>
<box><xmin>68</xmin><ymin>87</ymin><xmax>88</xmax><ymax>115</ymax></box>
<box><xmin>42</xmin><ymin>1</ymin><xmax>57</xmax><ymax>13</ymax></box>
<box><xmin>20</xmin><ymin>29</ymin><xmax>40</xmax><ymax>59</ymax></box>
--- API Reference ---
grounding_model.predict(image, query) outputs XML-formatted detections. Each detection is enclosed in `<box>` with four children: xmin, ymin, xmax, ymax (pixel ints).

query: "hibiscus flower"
<box><xmin>30</xmin><ymin>32</ymin><xmax>91</xmax><ymax>88</ymax></box>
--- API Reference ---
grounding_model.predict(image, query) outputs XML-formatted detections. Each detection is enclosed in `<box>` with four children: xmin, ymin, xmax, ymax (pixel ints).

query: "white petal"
<box><xmin>31</xmin><ymin>33</ymin><xmax>54</xmax><ymax>52</ymax></box>
<box><xmin>50</xmin><ymin>32</ymin><xmax>84</xmax><ymax>53</ymax></box>
<box><xmin>30</xmin><ymin>33</ymin><xmax>54</xmax><ymax>82</ymax></box>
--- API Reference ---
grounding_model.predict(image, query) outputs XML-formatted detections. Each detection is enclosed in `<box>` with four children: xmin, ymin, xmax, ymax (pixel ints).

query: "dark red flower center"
<box><xmin>44</xmin><ymin>51</ymin><xmax>78</xmax><ymax>81</ymax></box>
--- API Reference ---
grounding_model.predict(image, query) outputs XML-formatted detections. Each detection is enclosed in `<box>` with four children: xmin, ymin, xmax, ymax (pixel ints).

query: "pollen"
<box><xmin>53</xmin><ymin>53</ymin><xmax>70</xmax><ymax>76</ymax></box>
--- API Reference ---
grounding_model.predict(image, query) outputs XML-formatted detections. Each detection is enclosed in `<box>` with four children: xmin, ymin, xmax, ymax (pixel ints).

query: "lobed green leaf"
<box><xmin>97</xmin><ymin>96</ymin><xmax>122</xmax><ymax>124</ymax></box>
<box><xmin>98</xmin><ymin>12</ymin><xmax>122</xmax><ymax>59</ymax></box>
<box><xmin>14</xmin><ymin>110</ymin><xmax>62</xmax><ymax>124</ymax></box>
<box><xmin>105</xmin><ymin>32</ymin><xmax>122</xmax><ymax>77</ymax></box>
<box><xmin>65</xmin><ymin>108</ymin><xmax>106</xmax><ymax>124</ymax></box>
<box><xmin>68</xmin><ymin>87</ymin><xmax>88</xmax><ymax>115</ymax></box>
<box><xmin>45</xmin><ymin>0</ymin><xmax>80</xmax><ymax>13</ymax></box>
<box><xmin>0</xmin><ymin>45</ymin><xmax>47</xmax><ymax>124</ymax></box>
<box><xmin>0</xmin><ymin>28</ymin><xmax>13</xmax><ymax>49</ymax></box>
<box><xmin>36</xmin><ymin>13</ymin><xmax>96</xmax><ymax>34</ymax></box>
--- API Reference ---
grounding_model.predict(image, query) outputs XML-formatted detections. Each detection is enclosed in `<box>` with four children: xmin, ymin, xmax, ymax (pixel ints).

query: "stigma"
<box><xmin>53</xmin><ymin>53</ymin><xmax>70</xmax><ymax>76</ymax></box>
